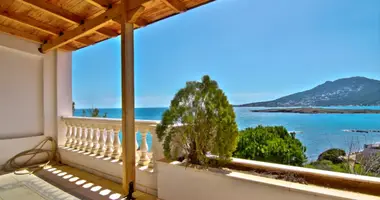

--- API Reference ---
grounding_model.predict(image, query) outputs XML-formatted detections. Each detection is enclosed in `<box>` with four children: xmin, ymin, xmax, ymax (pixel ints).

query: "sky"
<box><xmin>72</xmin><ymin>0</ymin><xmax>380</xmax><ymax>108</ymax></box>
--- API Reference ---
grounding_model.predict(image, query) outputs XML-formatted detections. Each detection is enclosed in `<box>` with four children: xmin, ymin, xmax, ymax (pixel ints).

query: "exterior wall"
<box><xmin>0</xmin><ymin>32</ymin><xmax>72</xmax><ymax>166</ymax></box>
<box><xmin>157</xmin><ymin>161</ymin><xmax>380</xmax><ymax>200</ymax></box>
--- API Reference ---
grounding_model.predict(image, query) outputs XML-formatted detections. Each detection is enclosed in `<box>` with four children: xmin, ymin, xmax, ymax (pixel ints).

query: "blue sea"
<box><xmin>74</xmin><ymin>106</ymin><xmax>380</xmax><ymax>161</ymax></box>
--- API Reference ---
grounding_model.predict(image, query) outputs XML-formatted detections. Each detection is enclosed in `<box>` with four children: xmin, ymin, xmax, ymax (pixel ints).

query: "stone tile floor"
<box><xmin>0</xmin><ymin>165</ymin><xmax>156</xmax><ymax>200</ymax></box>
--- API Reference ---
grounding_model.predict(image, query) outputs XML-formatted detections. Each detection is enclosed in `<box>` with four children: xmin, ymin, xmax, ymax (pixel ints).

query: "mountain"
<box><xmin>237</xmin><ymin>77</ymin><xmax>380</xmax><ymax>107</ymax></box>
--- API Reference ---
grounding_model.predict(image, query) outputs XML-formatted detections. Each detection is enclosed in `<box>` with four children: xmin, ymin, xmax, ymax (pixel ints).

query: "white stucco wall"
<box><xmin>157</xmin><ymin>161</ymin><xmax>380</xmax><ymax>200</ymax></box>
<box><xmin>0</xmin><ymin>32</ymin><xmax>72</xmax><ymax>166</ymax></box>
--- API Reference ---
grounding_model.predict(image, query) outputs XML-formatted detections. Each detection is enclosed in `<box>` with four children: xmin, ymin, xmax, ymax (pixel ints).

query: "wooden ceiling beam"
<box><xmin>17</xmin><ymin>0</ymin><xmax>118</xmax><ymax>38</ymax></box>
<box><xmin>84</xmin><ymin>0</ymin><xmax>110</xmax><ymax>9</ymax></box>
<box><xmin>0</xmin><ymin>11</ymin><xmax>94</xmax><ymax>47</ymax></box>
<box><xmin>0</xmin><ymin>24</ymin><xmax>75</xmax><ymax>51</ymax></box>
<box><xmin>0</xmin><ymin>11</ymin><xmax>58</xmax><ymax>36</ymax></box>
<box><xmin>39</xmin><ymin>4</ymin><xmax>127</xmax><ymax>53</ymax></box>
<box><xmin>161</xmin><ymin>0</ymin><xmax>187</xmax><ymax>13</ymax></box>
<box><xmin>0</xmin><ymin>24</ymin><xmax>44</xmax><ymax>44</ymax></box>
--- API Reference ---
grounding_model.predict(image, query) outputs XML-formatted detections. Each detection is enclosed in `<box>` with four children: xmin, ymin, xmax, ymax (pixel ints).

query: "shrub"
<box><xmin>317</xmin><ymin>148</ymin><xmax>346</xmax><ymax>164</ymax></box>
<box><xmin>233</xmin><ymin>126</ymin><xmax>307</xmax><ymax>166</ymax></box>
<box><xmin>305</xmin><ymin>160</ymin><xmax>349</xmax><ymax>173</ymax></box>
<box><xmin>156</xmin><ymin>75</ymin><xmax>239</xmax><ymax>165</ymax></box>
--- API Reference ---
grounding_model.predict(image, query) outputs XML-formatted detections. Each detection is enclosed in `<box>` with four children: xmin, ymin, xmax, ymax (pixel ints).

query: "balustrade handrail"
<box><xmin>60</xmin><ymin>116</ymin><xmax>161</xmax><ymax>168</ymax></box>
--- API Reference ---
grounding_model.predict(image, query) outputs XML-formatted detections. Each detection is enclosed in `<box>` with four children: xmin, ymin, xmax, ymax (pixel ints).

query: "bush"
<box><xmin>233</xmin><ymin>126</ymin><xmax>307</xmax><ymax>166</ymax></box>
<box><xmin>317</xmin><ymin>148</ymin><xmax>346</xmax><ymax>164</ymax></box>
<box><xmin>156</xmin><ymin>75</ymin><xmax>239</xmax><ymax>165</ymax></box>
<box><xmin>305</xmin><ymin>160</ymin><xmax>349</xmax><ymax>173</ymax></box>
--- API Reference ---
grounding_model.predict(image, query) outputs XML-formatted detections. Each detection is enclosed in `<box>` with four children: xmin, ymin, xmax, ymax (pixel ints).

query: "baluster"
<box><xmin>97</xmin><ymin>128</ymin><xmax>106</xmax><ymax>156</ymax></box>
<box><xmin>75</xmin><ymin>124</ymin><xmax>83</xmax><ymax>150</ymax></box>
<box><xmin>111</xmin><ymin>127</ymin><xmax>121</xmax><ymax>159</ymax></box>
<box><xmin>148</xmin><ymin>129</ymin><xmax>155</xmax><ymax>168</ymax></box>
<box><xmin>91</xmin><ymin>127</ymin><xmax>99</xmax><ymax>154</ymax></box>
<box><xmin>64</xmin><ymin>121</ymin><xmax>72</xmax><ymax>147</ymax></box>
<box><xmin>139</xmin><ymin>130</ymin><xmax>150</xmax><ymax>166</ymax></box>
<box><xmin>80</xmin><ymin>124</ymin><xmax>88</xmax><ymax>151</ymax></box>
<box><xmin>135</xmin><ymin>132</ymin><xmax>140</xmax><ymax>163</ymax></box>
<box><xmin>74</xmin><ymin>124</ymin><xmax>82</xmax><ymax>149</ymax></box>
<box><xmin>105</xmin><ymin>128</ymin><xmax>114</xmax><ymax>157</ymax></box>
<box><xmin>70</xmin><ymin>124</ymin><xmax>78</xmax><ymax>148</ymax></box>
<box><xmin>85</xmin><ymin>125</ymin><xmax>93</xmax><ymax>152</ymax></box>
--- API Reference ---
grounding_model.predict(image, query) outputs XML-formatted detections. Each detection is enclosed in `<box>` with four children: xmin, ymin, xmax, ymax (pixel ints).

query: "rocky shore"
<box><xmin>250</xmin><ymin>107</ymin><xmax>380</xmax><ymax>114</ymax></box>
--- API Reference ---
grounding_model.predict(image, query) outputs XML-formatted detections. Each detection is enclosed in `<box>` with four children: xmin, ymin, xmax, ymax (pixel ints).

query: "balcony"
<box><xmin>0</xmin><ymin>0</ymin><xmax>379</xmax><ymax>199</ymax></box>
<box><xmin>55</xmin><ymin>117</ymin><xmax>380</xmax><ymax>200</ymax></box>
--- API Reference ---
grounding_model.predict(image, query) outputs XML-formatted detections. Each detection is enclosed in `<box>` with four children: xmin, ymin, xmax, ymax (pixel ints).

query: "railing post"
<box><xmin>138</xmin><ymin>130</ymin><xmax>150</xmax><ymax>166</ymax></box>
<box><xmin>85</xmin><ymin>125</ymin><xmax>93</xmax><ymax>152</ymax></box>
<box><xmin>80</xmin><ymin>124</ymin><xmax>88</xmax><ymax>151</ymax></box>
<box><xmin>91</xmin><ymin>127</ymin><xmax>100</xmax><ymax>154</ymax></box>
<box><xmin>105</xmin><ymin>127</ymin><xmax>114</xmax><ymax>157</ymax></box>
<box><xmin>112</xmin><ymin>126</ymin><xmax>121</xmax><ymax>159</ymax></box>
<box><xmin>135</xmin><ymin>132</ymin><xmax>140</xmax><ymax>163</ymax></box>
<box><xmin>97</xmin><ymin>128</ymin><xmax>106</xmax><ymax>156</ymax></box>
<box><xmin>74</xmin><ymin>123</ymin><xmax>82</xmax><ymax>150</ymax></box>
<box><xmin>71</xmin><ymin>124</ymin><xmax>78</xmax><ymax>148</ymax></box>
<box><xmin>148</xmin><ymin>127</ymin><xmax>156</xmax><ymax>168</ymax></box>
<box><xmin>64</xmin><ymin>121</ymin><xmax>72</xmax><ymax>147</ymax></box>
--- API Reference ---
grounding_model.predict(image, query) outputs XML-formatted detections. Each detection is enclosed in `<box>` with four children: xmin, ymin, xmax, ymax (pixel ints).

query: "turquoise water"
<box><xmin>74</xmin><ymin>106</ymin><xmax>380</xmax><ymax>161</ymax></box>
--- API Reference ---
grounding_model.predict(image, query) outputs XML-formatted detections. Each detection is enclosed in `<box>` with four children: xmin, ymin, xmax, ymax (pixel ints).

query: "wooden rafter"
<box><xmin>39</xmin><ymin>5</ymin><xmax>120</xmax><ymax>53</ymax></box>
<box><xmin>16</xmin><ymin>0</ymin><xmax>118</xmax><ymax>37</ymax></box>
<box><xmin>39</xmin><ymin>5</ymin><xmax>144</xmax><ymax>53</ymax></box>
<box><xmin>161</xmin><ymin>0</ymin><xmax>187</xmax><ymax>13</ymax></box>
<box><xmin>0</xmin><ymin>11</ymin><xmax>94</xmax><ymax>47</ymax></box>
<box><xmin>0</xmin><ymin>24</ymin><xmax>74</xmax><ymax>51</ymax></box>
<box><xmin>84</xmin><ymin>0</ymin><xmax>110</xmax><ymax>9</ymax></box>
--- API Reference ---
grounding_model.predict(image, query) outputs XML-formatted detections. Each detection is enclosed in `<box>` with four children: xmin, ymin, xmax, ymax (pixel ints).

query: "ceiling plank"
<box><xmin>84</xmin><ymin>0</ymin><xmax>110</xmax><ymax>9</ymax></box>
<box><xmin>161</xmin><ymin>0</ymin><xmax>187</xmax><ymax>13</ymax></box>
<box><xmin>0</xmin><ymin>24</ymin><xmax>44</xmax><ymax>44</ymax></box>
<box><xmin>18</xmin><ymin>0</ymin><xmax>82</xmax><ymax>24</ymax></box>
<box><xmin>39</xmin><ymin>4</ymin><xmax>124</xmax><ymax>53</ymax></box>
<box><xmin>0</xmin><ymin>11</ymin><xmax>59</xmax><ymax>36</ymax></box>
<box><xmin>17</xmin><ymin>0</ymin><xmax>118</xmax><ymax>38</ymax></box>
<box><xmin>0</xmin><ymin>11</ymin><xmax>94</xmax><ymax>46</ymax></box>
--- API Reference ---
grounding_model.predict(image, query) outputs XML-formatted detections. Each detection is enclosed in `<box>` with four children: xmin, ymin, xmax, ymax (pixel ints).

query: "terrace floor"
<box><xmin>0</xmin><ymin>165</ymin><xmax>155</xmax><ymax>200</ymax></box>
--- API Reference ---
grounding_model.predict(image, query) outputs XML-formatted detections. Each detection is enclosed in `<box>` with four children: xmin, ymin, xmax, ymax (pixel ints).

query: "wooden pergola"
<box><xmin>0</xmin><ymin>0</ymin><xmax>213</xmax><ymax>193</ymax></box>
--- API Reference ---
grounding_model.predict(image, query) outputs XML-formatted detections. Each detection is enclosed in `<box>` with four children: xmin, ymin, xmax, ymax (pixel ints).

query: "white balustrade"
<box><xmin>61</xmin><ymin>116</ymin><xmax>159</xmax><ymax>167</ymax></box>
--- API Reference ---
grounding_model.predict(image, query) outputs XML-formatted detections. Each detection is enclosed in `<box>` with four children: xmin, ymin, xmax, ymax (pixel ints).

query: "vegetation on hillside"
<box><xmin>156</xmin><ymin>75</ymin><xmax>239</xmax><ymax>166</ymax></box>
<box><xmin>233</xmin><ymin>126</ymin><xmax>307</xmax><ymax>166</ymax></box>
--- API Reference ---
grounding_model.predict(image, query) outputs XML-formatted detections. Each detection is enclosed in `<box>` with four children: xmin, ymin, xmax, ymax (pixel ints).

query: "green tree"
<box><xmin>233</xmin><ymin>126</ymin><xmax>307</xmax><ymax>166</ymax></box>
<box><xmin>81</xmin><ymin>107</ymin><xmax>107</xmax><ymax>118</ymax></box>
<box><xmin>156</xmin><ymin>75</ymin><xmax>239</xmax><ymax>165</ymax></box>
<box><xmin>72</xmin><ymin>102</ymin><xmax>75</xmax><ymax>114</ymax></box>
<box><xmin>317</xmin><ymin>148</ymin><xmax>346</xmax><ymax>164</ymax></box>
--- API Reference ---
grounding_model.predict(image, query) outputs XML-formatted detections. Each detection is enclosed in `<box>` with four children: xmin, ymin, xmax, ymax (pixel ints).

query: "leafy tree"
<box><xmin>81</xmin><ymin>107</ymin><xmax>107</xmax><ymax>118</ymax></box>
<box><xmin>233</xmin><ymin>126</ymin><xmax>307</xmax><ymax>166</ymax></box>
<box><xmin>72</xmin><ymin>102</ymin><xmax>75</xmax><ymax>114</ymax></box>
<box><xmin>156</xmin><ymin>75</ymin><xmax>239</xmax><ymax>165</ymax></box>
<box><xmin>317</xmin><ymin>148</ymin><xmax>346</xmax><ymax>164</ymax></box>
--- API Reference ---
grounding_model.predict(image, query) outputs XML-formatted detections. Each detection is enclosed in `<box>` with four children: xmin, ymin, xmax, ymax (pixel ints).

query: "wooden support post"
<box><xmin>121</xmin><ymin>0</ymin><xmax>136</xmax><ymax>193</ymax></box>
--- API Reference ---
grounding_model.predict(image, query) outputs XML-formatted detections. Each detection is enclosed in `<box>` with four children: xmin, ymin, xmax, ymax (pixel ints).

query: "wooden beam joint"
<box><xmin>161</xmin><ymin>0</ymin><xmax>187</xmax><ymax>13</ymax></box>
